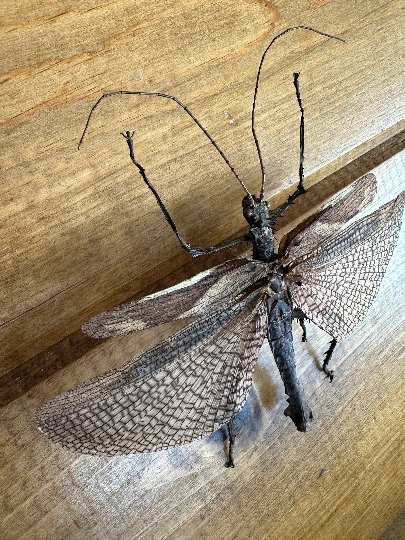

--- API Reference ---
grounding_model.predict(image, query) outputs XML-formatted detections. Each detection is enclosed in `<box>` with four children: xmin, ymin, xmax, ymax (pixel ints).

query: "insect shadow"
<box><xmin>36</xmin><ymin>26</ymin><xmax>405</xmax><ymax>468</ymax></box>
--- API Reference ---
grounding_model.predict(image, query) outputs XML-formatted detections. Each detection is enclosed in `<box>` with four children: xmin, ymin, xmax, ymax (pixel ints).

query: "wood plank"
<box><xmin>1</xmin><ymin>0</ymin><xmax>404</xmax><ymax>376</ymax></box>
<box><xmin>0</xmin><ymin>149</ymin><xmax>404</xmax><ymax>540</ymax></box>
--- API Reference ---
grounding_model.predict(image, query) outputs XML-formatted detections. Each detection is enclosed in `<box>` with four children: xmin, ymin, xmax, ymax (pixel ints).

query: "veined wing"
<box><xmin>286</xmin><ymin>191</ymin><xmax>405</xmax><ymax>339</ymax></box>
<box><xmin>36</xmin><ymin>290</ymin><xmax>268</xmax><ymax>455</ymax></box>
<box><xmin>83</xmin><ymin>258</ymin><xmax>269</xmax><ymax>338</ymax></box>
<box><xmin>279</xmin><ymin>173</ymin><xmax>377</xmax><ymax>266</ymax></box>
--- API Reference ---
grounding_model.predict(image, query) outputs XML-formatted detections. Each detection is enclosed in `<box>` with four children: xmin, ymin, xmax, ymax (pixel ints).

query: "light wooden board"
<box><xmin>1</xmin><ymin>150</ymin><xmax>404</xmax><ymax>540</ymax></box>
<box><xmin>1</xmin><ymin>0</ymin><xmax>404</xmax><ymax>380</ymax></box>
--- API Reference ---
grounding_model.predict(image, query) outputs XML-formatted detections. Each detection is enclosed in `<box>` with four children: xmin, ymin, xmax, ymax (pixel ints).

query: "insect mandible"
<box><xmin>36</xmin><ymin>26</ymin><xmax>405</xmax><ymax>467</ymax></box>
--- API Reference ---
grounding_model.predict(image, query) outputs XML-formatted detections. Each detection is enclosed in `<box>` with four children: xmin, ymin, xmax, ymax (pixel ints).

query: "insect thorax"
<box><xmin>242</xmin><ymin>195</ymin><xmax>275</xmax><ymax>262</ymax></box>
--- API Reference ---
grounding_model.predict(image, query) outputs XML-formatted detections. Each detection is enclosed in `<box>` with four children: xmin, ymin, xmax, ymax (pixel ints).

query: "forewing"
<box><xmin>36</xmin><ymin>291</ymin><xmax>268</xmax><ymax>455</ymax></box>
<box><xmin>279</xmin><ymin>173</ymin><xmax>377</xmax><ymax>265</ymax></box>
<box><xmin>287</xmin><ymin>191</ymin><xmax>405</xmax><ymax>339</ymax></box>
<box><xmin>83</xmin><ymin>258</ymin><xmax>268</xmax><ymax>337</ymax></box>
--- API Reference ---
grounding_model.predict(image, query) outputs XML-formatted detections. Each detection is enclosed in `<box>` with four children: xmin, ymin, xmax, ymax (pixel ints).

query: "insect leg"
<box><xmin>225</xmin><ymin>417</ymin><xmax>236</xmax><ymax>468</ymax></box>
<box><xmin>298</xmin><ymin>319</ymin><xmax>307</xmax><ymax>342</ymax></box>
<box><xmin>323</xmin><ymin>338</ymin><xmax>337</xmax><ymax>382</ymax></box>
<box><xmin>254</xmin><ymin>26</ymin><xmax>344</xmax><ymax>201</ymax></box>
<box><xmin>293</xmin><ymin>308</ymin><xmax>308</xmax><ymax>342</ymax></box>
<box><xmin>122</xmin><ymin>131</ymin><xmax>251</xmax><ymax>257</ymax></box>
<box><xmin>269</xmin><ymin>72</ymin><xmax>307</xmax><ymax>224</ymax></box>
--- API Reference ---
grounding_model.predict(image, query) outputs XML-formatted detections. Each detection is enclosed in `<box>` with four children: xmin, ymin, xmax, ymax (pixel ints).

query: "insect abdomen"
<box><xmin>267</xmin><ymin>292</ymin><xmax>312</xmax><ymax>432</ymax></box>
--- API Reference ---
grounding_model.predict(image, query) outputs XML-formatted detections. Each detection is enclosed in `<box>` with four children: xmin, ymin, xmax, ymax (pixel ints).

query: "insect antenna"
<box><xmin>78</xmin><ymin>90</ymin><xmax>254</xmax><ymax>203</ymax></box>
<box><xmin>252</xmin><ymin>26</ymin><xmax>345</xmax><ymax>202</ymax></box>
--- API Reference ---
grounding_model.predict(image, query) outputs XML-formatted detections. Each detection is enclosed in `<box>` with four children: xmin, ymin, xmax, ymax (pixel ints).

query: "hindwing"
<box><xmin>37</xmin><ymin>291</ymin><xmax>268</xmax><ymax>455</ymax></box>
<box><xmin>285</xmin><ymin>190</ymin><xmax>405</xmax><ymax>338</ymax></box>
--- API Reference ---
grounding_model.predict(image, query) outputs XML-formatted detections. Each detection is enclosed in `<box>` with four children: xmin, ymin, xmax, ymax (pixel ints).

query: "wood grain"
<box><xmin>0</xmin><ymin>150</ymin><xmax>404</xmax><ymax>539</ymax></box>
<box><xmin>1</xmin><ymin>1</ymin><xmax>404</xmax><ymax>537</ymax></box>
<box><xmin>1</xmin><ymin>0</ymin><xmax>404</xmax><ymax>379</ymax></box>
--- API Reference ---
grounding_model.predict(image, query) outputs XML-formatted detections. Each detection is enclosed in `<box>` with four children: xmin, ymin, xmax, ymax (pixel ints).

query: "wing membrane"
<box><xmin>37</xmin><ymin>291</ymin><xmax>268</xmax><ymax>455</ymax></box>
<box><xmin>82</xmin><ymin>258</ymin><xmax>268</xmax><ymax>337</ymax></box>
<box><xmin>287</xmin><ymin>191</ymin><xmax>405</xmax><ymax>339</ymax></box>
<box><xmin>279</xmin><ymin>174</ymin><xmax>377</xmax><ymax>265</ymax></box>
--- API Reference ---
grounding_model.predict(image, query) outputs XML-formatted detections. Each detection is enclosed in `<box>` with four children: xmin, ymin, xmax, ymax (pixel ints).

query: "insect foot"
<box><xmin>186</xmin><ymin>245</ymin><xmax>211</xmax><ymax>258</ymax></box>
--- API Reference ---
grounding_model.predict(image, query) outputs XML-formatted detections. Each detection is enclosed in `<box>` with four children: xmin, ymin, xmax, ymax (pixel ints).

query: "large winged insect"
<box><xmin>36</xmin><ymin>27</ymin><xmax>405</xmax><ymax>467</ymax></box>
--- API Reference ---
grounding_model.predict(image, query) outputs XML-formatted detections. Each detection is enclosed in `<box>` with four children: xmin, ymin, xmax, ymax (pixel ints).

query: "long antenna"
<box><xmin>78</xmin><ymin>90</ymin><xmax>253</xmax><ymax>202</ymax></box>
<box><xmin>252</xmin><ymin>26</ymin><xmax>345</xmax><ymax>201</ymax></box>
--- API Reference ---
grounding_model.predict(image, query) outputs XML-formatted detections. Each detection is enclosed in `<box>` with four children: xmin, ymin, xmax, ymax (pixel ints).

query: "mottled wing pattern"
<box><xmin>279</xmin><ymin>173</ymin><xmax>377</xmax><ymax>265</ymax></box>
<box><xmin>286</xmin><ymin>191</ymin><xmax>405</xmax><ymax>339</ymax></box>
<box><xmin>83</xmin><ymin>258</ymin><xmax>268</xmax><ymax>337</ymax></box>
<box><xmin>36</xmin><ymin>291</ymin><xmax>268</xmax><ymax>455</ymax></box>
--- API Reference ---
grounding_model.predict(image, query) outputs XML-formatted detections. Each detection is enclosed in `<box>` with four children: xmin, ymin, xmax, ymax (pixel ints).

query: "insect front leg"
<box><xmin>322</xmin><ymin>338</ymin><xmax>337</xmax><ymax>382</ymax></box>
<box><xmin>251</xmin><ymin>27</ymin><xmax>344</xmax><ymax>203</ymax></box>
<box><xmin>269</xmin><ymin>73</ymin><xmax>307</xmax><ymax>223</ymax></box>
<box><xmin>122</xmin><ymin>131</ymin><xmax>251</xmax><ymax>257</ymax></box>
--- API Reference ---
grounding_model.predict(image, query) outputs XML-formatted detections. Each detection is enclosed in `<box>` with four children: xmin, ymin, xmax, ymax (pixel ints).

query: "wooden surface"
<box><xmin>1</xmin><ymin>0</ymin><xmax>405</xmax><ymax>380</ymax></box>
<box><xmin>1</xmin><ymin>0</ymin><xmax>405</xmax><ymax>538</ymax></box>
<box><xmin>1</xmin><ymin>151</ymin><xmax>405</xmax><ymax>539</ymax></box>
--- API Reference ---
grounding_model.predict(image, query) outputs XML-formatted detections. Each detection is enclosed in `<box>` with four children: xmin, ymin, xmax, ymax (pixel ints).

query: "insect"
<box><xmin>36</xmin><ymin>27</ymin><xmax>405</xmax><ymax>467</ymax></box>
